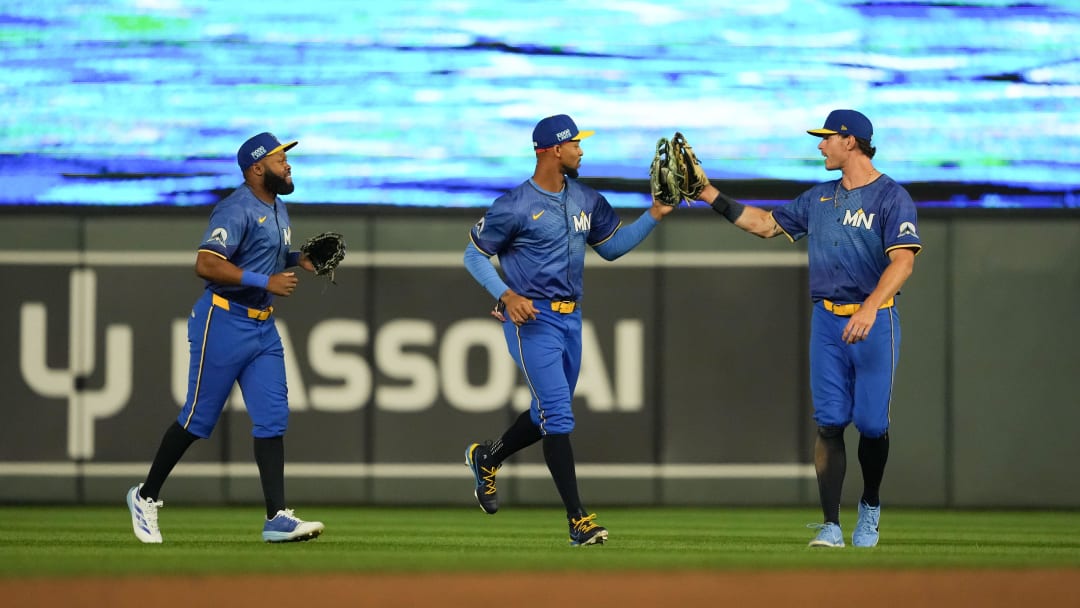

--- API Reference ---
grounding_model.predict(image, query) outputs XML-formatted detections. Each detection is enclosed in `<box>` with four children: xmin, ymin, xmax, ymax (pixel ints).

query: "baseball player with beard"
<box><xmin>687</xmin><ymin>109</ymin><xmax>922</xmax><ymax>548</ymax></box>
<box><xmin>126</xmin><ymin>132</ymin><xmax>324</xmax><ymax>544</ymax></box>
<box><xmin>462</xmin><ymin>114</ymin><xmax>677</xmax><ymax>546</ymax></box>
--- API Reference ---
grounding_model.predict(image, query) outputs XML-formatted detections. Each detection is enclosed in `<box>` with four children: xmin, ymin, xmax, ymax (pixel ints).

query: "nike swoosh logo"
<box><xmin>819</xmin><ymin>196</ymin><xmax>833</xmax><ymax>202</ymax></box>
<box><xmin>258</xmin><ymin>216</ymin><xmax>268</xmax><ymax>223</ymax></box>
<box><xmin>532</xmin><ymin>211</ymin><xmax>545</xmax><ymax>220</ymax></box>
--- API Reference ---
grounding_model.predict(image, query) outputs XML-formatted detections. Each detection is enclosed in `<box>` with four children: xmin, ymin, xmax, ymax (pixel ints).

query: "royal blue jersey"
<box><xmin>197</xmin><ymin>184</ymin><xmax>293</xmax><ymax>310</ymax></box>
<box><xmin>469</xmin><ymin>178</ymin><xmax>622</xmax><ymax>300</ymax></box>
<box><xmin>772</xmin><ymin>174</ymin><xmax>922</xmax><ymax>303</ymax></box>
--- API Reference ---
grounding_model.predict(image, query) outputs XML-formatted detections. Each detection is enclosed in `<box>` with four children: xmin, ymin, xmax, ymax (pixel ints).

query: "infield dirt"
<box><xmin>4</xmin><ymin>569</ymin><xmax>1076</xmax><ymax>607</ymax></box>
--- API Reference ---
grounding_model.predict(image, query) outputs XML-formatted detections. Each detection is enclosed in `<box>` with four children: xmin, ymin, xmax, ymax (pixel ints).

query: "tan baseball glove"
<box><xmin>649</xmin><ymin>137</ymin><xmax>683</xmax><ymax>207</ymax></box>
<box><xmin>670</xmin><ymin>132</ymin><xmax>710</xmax><ymax>201</ymax></box>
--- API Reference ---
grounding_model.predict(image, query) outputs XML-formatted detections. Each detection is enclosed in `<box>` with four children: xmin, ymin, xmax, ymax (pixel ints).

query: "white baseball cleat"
<box><xmin>126</xmin><ymin>483</ymin><xmax>164</xmax><ymax>544</ymax></box>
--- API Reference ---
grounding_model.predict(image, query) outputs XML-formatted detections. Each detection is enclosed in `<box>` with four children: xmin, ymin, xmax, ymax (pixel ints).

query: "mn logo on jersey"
<box><xmin>572</xmin><ymin>211</ymin><xmax>592</xmax><ymax>232</ymax></box>
<box><xmin>898</xmin><ymin>221</ymin><xmax>918</xmax><ymax>238</ymax></box>
<box><xmin>842</xmin><ymin>208</ymin><xmax>875</xmax><ymax>230</ymax></box>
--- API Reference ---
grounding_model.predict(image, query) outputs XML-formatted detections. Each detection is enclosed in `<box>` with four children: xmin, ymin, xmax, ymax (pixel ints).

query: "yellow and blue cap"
<box><xmin>807</xmin><ymin>109</ymin><xmax>873</xmax><ymax>141</ymax></box>
<box><xmin>237</xmin><ymin>132</ymin><xmax>298</xmax><ymax>170</ymax></box>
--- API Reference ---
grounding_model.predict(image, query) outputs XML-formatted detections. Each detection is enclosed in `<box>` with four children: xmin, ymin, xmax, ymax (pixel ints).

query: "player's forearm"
<box><xmin>732</xmin><ymin>206</ymin><xmax>782</xmax><ymax>238</ymax></box>
<box><xmin>863</xmin><ymin>252</ymin><xmax>915</xmax><ymax>309</ymax></box>
<box><xmin>594</xmin><ymin>210</ymin><xmax>659</xmax><ymax>260</ymax></box>
<box><xmin>195</xmin><ymin>251</ymin><xmax>257</xmax><ymax>286</ymax></box>
<box><xmin>463</xmin><ymin>244</ymin><xmax>510</xmax><ymax>300</ymax></box>
<box><xmin>702</xmin><ymin>186</ymin><xmax>780</xmax><ymax>239</ymax></box>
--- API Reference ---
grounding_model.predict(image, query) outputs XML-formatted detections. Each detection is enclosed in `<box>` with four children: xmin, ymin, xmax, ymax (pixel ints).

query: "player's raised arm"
<box><xmin>696</xmin><ymin>183</ymin><xmax>783</xmax><ymax>239</ymax></box>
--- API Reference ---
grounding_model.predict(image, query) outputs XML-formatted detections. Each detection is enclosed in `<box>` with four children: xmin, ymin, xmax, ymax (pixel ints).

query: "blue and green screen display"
<box><xmin>2</xmin><ymin>1</ymin><xmax>1078</xmax><ymax>208</ymax></box>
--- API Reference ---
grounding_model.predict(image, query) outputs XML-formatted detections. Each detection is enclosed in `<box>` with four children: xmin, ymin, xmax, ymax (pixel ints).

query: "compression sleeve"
<box><xmin>593</xmin><ymin>210</ymin><xmax>659</xmax><ymax>261</ymax></box>
<box><xmin>464</xmin><ymin>243</ymin><xmax>510</xmax><ymax>300</ymax></box>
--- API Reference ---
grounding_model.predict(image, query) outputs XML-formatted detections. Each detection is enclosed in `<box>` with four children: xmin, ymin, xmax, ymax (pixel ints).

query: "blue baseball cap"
<box><xmin>532</xmin><ymin>114</ymin><xmax>595</xmax><ymax>150</ymax></box>
<box><xmin>807</xmin><ymin>109</ymin><xmax>873</xmax><ymax>141</ymax></box>
<box><xmin>237</xmin><ymin>132</ymin><xmax>298</xmax><ymax>171</ymax></box>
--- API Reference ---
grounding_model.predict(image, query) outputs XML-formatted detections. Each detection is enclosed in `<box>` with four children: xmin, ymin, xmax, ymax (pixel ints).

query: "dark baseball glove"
<box><xmin>301</xmin><ymin>231</ymin><xmax>346</xmax><ymax>283</ymax></box>
<box><xmin>649</xmin><ymin>136</ymin><xmax>682</xmax><ymax>207</ymax></box>
<box><xmin>670</xmin><ymin>131</ymin><xmax>710</xmax><ymax>201</ymax></box>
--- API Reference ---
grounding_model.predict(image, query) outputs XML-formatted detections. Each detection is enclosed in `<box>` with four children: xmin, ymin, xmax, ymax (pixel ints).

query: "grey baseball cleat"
<box><xmin>262</xmin><ymin>509</ymin><xmax>324</xmax><ymax>543</ymax></box>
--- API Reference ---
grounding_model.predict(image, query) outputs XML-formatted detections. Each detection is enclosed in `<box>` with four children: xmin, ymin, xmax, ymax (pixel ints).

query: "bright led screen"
<box><xmin>1</xmin><ymin>1</ymin><xmax>1078</xmax><ymax>208</ymax></box>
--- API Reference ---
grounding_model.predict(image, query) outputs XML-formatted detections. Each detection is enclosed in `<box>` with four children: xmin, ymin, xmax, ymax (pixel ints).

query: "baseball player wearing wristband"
<box><xmin>463</xmin><ymin>114</ymin><xmax>677</xmax><ymax>546</ymax></box>
<box><xmin>691</xmin><ymin>110</ymin><xmax>921</xmax><ymax>548</ymax></box>
<box><xmin>126</xmin><ymin>132</ymin><xmax>324</xmax><ymax>544</ymax></box>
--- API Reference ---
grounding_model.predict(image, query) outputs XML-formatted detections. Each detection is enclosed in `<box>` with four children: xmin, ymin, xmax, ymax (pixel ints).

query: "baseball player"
<box><xmin>689</xmin><ymin>110</ymin><xmax>921</xmax><ymax>547</ymax></box>
<box><xmin>462</xmin><ymin>114</ymin><xmax>677</xmax><ymax>546</ymax></box>
<box><xmin>126</xmin><ymin>132</ymin><xmax>324</xmax><ymax>544</ymax></box>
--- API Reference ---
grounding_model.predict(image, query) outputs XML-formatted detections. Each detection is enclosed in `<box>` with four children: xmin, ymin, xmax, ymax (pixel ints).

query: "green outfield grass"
<box><xmin>1</xmin><ymin>506</ymin><xmax>1078</xmax><ymax>577</ymax></box>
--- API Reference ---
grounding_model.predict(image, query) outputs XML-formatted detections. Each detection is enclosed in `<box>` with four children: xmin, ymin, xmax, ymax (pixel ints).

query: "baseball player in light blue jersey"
<box><xmin>126</xmin><ymin>132</ymin><xmax>325</xmax><ymax>544</ymax></box>
<box><xmin>690</xmin><ymin>110</ymin><xmax>921</xmax><ymax>548</ymax></box>
<box><xmin>463</xmin><ymin>114</ymin><xmax>677</xmax><ymax>546</ymax></box>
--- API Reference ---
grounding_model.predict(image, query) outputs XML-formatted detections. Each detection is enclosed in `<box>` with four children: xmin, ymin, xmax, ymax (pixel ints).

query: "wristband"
<box><xmin>240</xmin><ymin>271</ymin><xmax>270</xmax><ymax>289</ymax></box>
<box><xmin>286</xmin><ymin>251</ymin><xmax>301</xmax><ymax>267</ymax></box>
<box><xmin>710</xmin><ymin>192</ymin><xmax>746</xmax><ymax>223</ymax></box>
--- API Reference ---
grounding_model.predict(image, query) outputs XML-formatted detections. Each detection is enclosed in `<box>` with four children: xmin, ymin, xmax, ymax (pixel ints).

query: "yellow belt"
<box><xmin>822</xmin><ymin>297</ymin><xmax>894</xmax><ymax>317</ymax></box>
<box><xmin>550</xmin><ymin>300</ymin><xmax>578</xmax><ymax>314</ymax></box>
<box><xmin>212</xmin><ymin>293</ymin><xmax>273</xmax><ymax>321</ymax></box>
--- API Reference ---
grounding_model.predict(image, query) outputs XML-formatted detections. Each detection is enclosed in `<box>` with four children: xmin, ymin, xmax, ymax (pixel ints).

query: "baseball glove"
<box><xmin>301</xmin><ymin>231</ymin><xmax>346</xmax><ymax>283</ymax></box>
<box><xmin>670</xmin><ymin>132</ymin><xmax>710</xmax><ymax>201</ymax></box>
<box><xmin>649</xmin><ymin>137</ymin><xmax>682</xmax><ymax>207</ymax></box>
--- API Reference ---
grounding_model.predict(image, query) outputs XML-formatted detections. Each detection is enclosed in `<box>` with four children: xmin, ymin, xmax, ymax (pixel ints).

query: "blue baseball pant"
<box><xmin>809</xmin><ymin>301</ymin><xmax>901</xmax><ymax>438</ymax></box>
<box><xmin>502</xmin><ymin>302</ymin><xmax>582</xmax><ymax>435</ymax></box>
<box><xmin>178</xmin><ymin>290</ymin><xmax>289</xmax><ymax>439</ymax></box>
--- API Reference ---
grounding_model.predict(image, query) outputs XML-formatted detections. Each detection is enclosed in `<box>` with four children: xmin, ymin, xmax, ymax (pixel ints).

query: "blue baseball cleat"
<box><xmin>465</xmin><ymin>442</ymin><xmax>500</xmax><ymax>515</ymax></box>
<box><xmin>852</xmin><ymin>501</ymin><xmax>881</xmax><ymax>547</ymax></box>
<box><xmin>569</xmin><ymin>513</ymin><xmax>608</xmax><ymax>546</ymax></box>
<box><xmin>807</xmin><ymin>522</ymin><xmax>845</xmax><ymax>547</ymax></box>
<box><xmin>262</xmin><ymin>509</ymin><xmax>324</xmax><ymax>543</ymax></box>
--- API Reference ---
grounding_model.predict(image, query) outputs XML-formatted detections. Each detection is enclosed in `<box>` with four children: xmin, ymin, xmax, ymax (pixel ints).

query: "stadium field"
<box><xmin>1</xmin><ymin>506</ymin><xmax>1076</xmax><ymax>607</ymax></box>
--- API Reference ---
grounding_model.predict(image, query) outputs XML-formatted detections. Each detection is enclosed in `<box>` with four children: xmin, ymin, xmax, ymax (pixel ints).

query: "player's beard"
<box><xmin>263</xmin><ymin>169</ymin><xmax>295</xmax><ymax>195</ymax></box>
<box><xmin>562</xmin><ymin>164</ymin><xmax>579</xmax><ymax>179</ymax></box>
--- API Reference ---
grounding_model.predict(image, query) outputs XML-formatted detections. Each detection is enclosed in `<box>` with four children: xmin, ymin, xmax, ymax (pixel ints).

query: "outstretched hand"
<box><xmin>648</xmin><ymin>193</ymin><xmax>680</xmax><ymax>220</ymax></box>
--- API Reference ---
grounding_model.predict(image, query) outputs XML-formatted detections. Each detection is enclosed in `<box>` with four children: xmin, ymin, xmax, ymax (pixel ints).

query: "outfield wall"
<box><xmin>1</xmin><ymin>209</ymin><xmax>1077</xmax><ymax>508</ymax></box>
